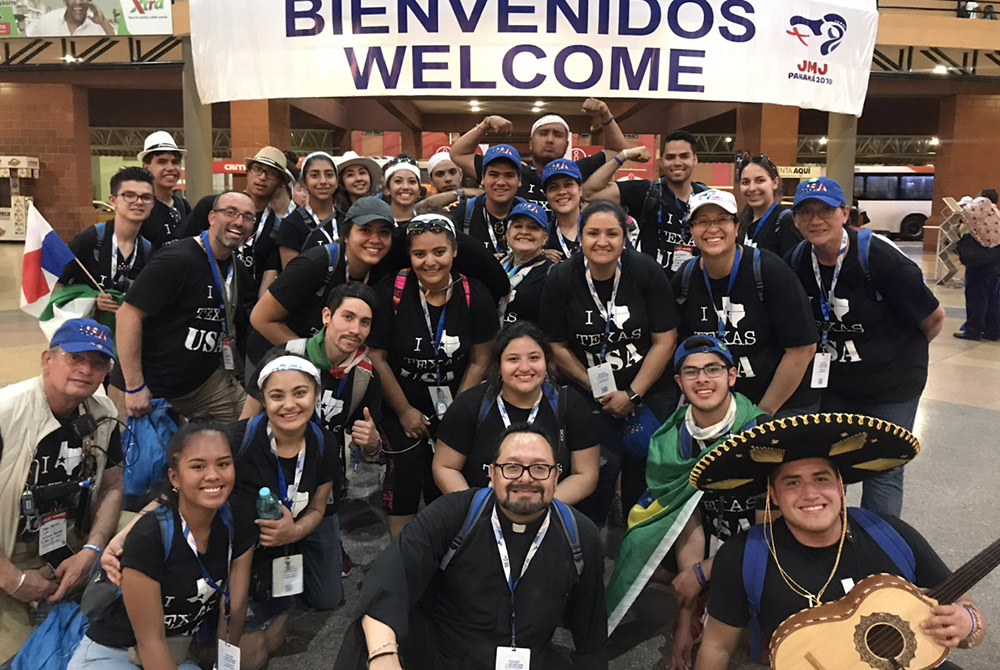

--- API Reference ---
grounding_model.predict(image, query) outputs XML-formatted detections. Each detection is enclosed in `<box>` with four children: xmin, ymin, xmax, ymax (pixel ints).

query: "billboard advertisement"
<box><xmin>0</xmin><ymin>0</ymin><xmax>171</xmax><ymax>38</ymax></box>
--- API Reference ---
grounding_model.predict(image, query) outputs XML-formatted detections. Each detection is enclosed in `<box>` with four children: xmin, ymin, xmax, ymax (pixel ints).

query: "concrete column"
<box><xmin>734</xmin><ymin>103</ymin><xmax>800</xmax><ymax>167</ymax></box>
<box><xmin>927</xmin><ymin>94</ymin><xmax>1000</xmax><ymax>249</ymax></box>
<box><xmin>826</xmin><ymin>113</ymin><xmax>858</xmax><ymax>205</ymax></box>
<box><xmin>230</xmin><ymin>99</ymin><xmax>291</xmax><ymax>187</ymax></box>
<box><xmin>182</xmin><ymin>38</ymin><xmax>213</xmax><ymax>202</ymax></box>
<box><xmin>0</xmin><ymin>82</ymin><xmax>92</xmax><ymax>238</ymax></box>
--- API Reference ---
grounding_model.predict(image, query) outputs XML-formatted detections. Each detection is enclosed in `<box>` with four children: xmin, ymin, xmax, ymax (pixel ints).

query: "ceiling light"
<box><xmin>933</xmin><ymin>64</ymin><xmax>947</xmax><ymax>74</ymax></box>
<box><xmin>471</xmin><ymin>105</ymin><xmax>481</xmax><ymax>112</ymax></box>
<box><xmin>469</xmin><ymin>100</ymin><xmax>479</xmax><ymax>105</ymax></box>
<box><xmin>724</xmin><ymin>137</ymin><xmax>732</xmax><ymax>143</ymax></box>
<box><xmin>930</xmin><ymin>137</ymin><xmax>940</xmax><ymax>146</ymax></box>
<box><xmin>818</xmin><ymin>137</ymin><xmax>828</xmax><ymax>145</ymax></box>
<box><xmin>534</xmin><ymin>101</ymin><xmax>544</xmax><ymax>106</ymax></box>
<box><xmin>531</xmin><ymin>106</ymin><xmax>541</xmax><ymax>113</ymax></box>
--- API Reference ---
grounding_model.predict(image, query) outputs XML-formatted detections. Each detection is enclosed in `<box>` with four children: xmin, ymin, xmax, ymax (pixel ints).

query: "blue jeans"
<box><xmin>819</xmin><ymin>393</ymin><xmax>920</xmax><ymax>518</ymax></box>
<box><xmin>68</xmin><ymin>636</ymin><xmax>201</xmax><ymax>670</ymax></box>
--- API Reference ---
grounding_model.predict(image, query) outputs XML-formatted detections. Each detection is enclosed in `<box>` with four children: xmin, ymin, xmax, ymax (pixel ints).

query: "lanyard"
<box><xmin>304</xmin><ymin>203</ymin><xmax>336</xmax><ymax>234</ymax></box>
<box><xmin>179</xmin><ymin>510</ymin><xmax>232</xmax><ymax>629</ymax></box>
<box><xmin>584</xmin><ymin>259</ymin><xmax>622</xmax><ymax>362</ymax></box>
<box><xmin>749</xmin><ymin>202</ymin><xmax>778</xmax><ymax>244</ymax></box>
<box><xmin>702</xmin><ymin>246</ymin><xmax>742</xmax><ymax>340</ymax></box>
<box><xmin>267</xmin><ymin>422</ymin><xmax>306</xmax><ymax>511</ymax></box>
<box><xmin>556</xmin><ymin>216</ymin><xmax>580</xmax><ymax>258</ymax></box>
<box><xmin>110</xmin><ymin>233</ymin><xmax>136</xmax><ymax>285</ymax></box>
<box><xmin>490</xmin><ymin>504</ymin><xmax>551</xmax><ymax>647</ymax></box>
<box><xmin>484</xmin><ymin>205</ymin><xmax>507</xmax><ymax>254</ymax></box>
<box><xmin>496</xmin><ymin>390</ymin><xmax>543</xmax><ymax>428</ymax></box>
<box><xmin>200</xmin><ymin>231</ymin><xmax>235</xmax><ymax>336</ymax></box>
<box><xmin>810</xmin><ymin>229</ymin><xmax>850</xmax><ymax>347</ymax></box>
<box><xmin>418</xmin><ymin>287</ymin><xmax>449</xmax><ymax>384</ymax></box>
<box><xmin>251</xmin><ymin>207</ymin><xmax>272</xmax><ymax>249</ymax></box>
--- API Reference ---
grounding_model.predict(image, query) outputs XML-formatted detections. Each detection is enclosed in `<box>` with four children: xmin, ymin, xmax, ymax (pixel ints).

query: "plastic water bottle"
<box><xmin>256</xmin><ymin>487</ymin><xmax>282</xmax><ymax>520</ymax></box>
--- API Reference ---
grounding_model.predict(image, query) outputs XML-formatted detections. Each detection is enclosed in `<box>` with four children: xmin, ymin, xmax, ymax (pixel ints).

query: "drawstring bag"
<box><xmin>620</xmin><ymin>406</ymin><xmax>660</xmax><ymax>460</ymax></box>
<box><xmin>11</xmin><ymin>601</ymin><xmax>87</xmax><ymax>670</ymax></box>
<box><xmin>122</xmin><ymin>399</ymin><xmax>179</xmax><ymax>509</ymax></box>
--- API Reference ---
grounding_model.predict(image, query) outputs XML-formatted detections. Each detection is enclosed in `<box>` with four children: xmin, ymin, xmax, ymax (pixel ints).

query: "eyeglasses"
<box><xmin>114</xmin><ymin>191</ymin><xmax>155</xmax><ymax>204</ymax></box>
<box><xmin>213</xmin><ymin>207</ymin><xmax>257</xmax><ymax>225</ymax></box>
<box><xmin>248</xmin><ymin>164</ymin><xmax>281</xmax><ymax>181</ymax></box>
<box><xmin>792</xmin><ymin>205</ymin><xmax>841</xmax><ymax>223</ymax></box>
<box><xmin>690</xmin><ymin>216</ymin><xmax>734</xmax><ymax>228</ymax></box>
<box><xmin>493</xmin><ymin>462</ymin><xmax>561</xmax><ymax>481</ymax></box>
<box><xmin>57</xmin><ymin>349</ymin><xmax>114</xmax><ymax>372</ymax></box>
<box><xmin>679</xmin><ymin>362</ymin><xmax>728</xmax><ymax>380</ymax></box>
<box><xmin>406</xmin><ymin>217</ymin><xmax>455</xmax><ymax>237</ymax></box>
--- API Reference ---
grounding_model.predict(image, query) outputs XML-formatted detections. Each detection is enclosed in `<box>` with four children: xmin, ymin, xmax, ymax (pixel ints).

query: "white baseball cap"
<box><xmin>687</xmin><ymin>189</ymin><xmax>738</xmax><ymax>222</ymax></box>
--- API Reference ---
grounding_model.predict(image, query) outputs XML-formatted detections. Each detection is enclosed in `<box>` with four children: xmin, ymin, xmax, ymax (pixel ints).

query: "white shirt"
<box><xmin>29</xmin><ymin>8</ymin><xmax>109</xmax><ymax>36</ymax></box>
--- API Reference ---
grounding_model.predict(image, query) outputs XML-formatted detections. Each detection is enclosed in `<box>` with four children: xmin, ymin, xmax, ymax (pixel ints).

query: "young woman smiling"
<box><xmin>368</xmin><ymin>214</ymin><xmax>499</xmax><ymax>537</ymax></box>
<box><xmin>276</xmin><ymin>152</ymin><xmax>339</xmax><ymax>268</ymax></box>
<box><xmin>736</xmin><ymin>153</ymin><xmax>802</xmax><ymax>257</ymax></box>
<box><xmin>497</xmin><ymin>201</ymin><xmax>554</xmax><ymax>325</ymax></box>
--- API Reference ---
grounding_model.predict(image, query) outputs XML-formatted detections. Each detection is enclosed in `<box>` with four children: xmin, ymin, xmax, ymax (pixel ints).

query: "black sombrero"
<box><xmin>689</xmin><ymin>413</ymin><xmax>920</xmax><ymax>495</ymax></box>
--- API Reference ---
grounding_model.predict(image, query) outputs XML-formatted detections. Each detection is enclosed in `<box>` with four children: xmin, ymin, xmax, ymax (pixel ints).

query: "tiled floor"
<box><xmin>1</xmin><ymin>239</ymin><xmax>997</xmax><ymax>669</ymax></box>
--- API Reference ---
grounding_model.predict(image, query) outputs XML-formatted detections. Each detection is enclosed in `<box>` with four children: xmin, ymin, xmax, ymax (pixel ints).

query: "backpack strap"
<box><xmin>856</xmin><ymin>228</ymin><xmax>872</xmax><ymax>277</ymax></box>
<box><xmin>677</xmin><ymin>257</ymin><xmax>699</xmax><ymax>305</ymax></box>
<box><xmin>440</xmin><ymin>488</ymin><xmax>494</xmax><ymax>570</ymax></box>
<box><xmin>790</xmin><ymin>239</ymin><xmax>809</xmax><ymax>270</ymax></box>
<box><xmin>318</xmin><ymin>242</ymin><xmax>340</xmax><ymax>297</ymax></box>
<box><xmin>540</xmin><ymin>381</ymin><xmax>568</xmax><ymax>462</ymax></box>
<box><xmin>392</xmin><ymin>269</ymin><xmax>410</xmax><ymax>313</ymax></box>
<box><xmin>345</xmin><ymin>361</ymin><xmax>374</xmax><ymax>421</ymax></box>
<box><xmin>743</xmin><ymin>523</ymin><xmax>770</xmax><ymax>664</ymax></box>
<box><xmin>154</xmin><ymin>505</ymin><xmax>175</xmax><ymax>559</ymax></box>
<box><xmin>308</xmin><ymin>420</ymin><xmax>325</xmax><ymax>457</ymax></box>
<box><xmin>460</xmin><ymin>274</ymin><xmax>471</xmax><ymax>307</ymax></box>
<box><xmin>551</xmin><ymin>498</ymin><xmax>584</xmax><ymax>577</ymax></box>
<box><xmin>846</xmin><ymin>507</ymin><xmax>915</xmax><ymax>581</ymax></box>
<box><xmin>238</xmin><ymin>414</ymin><xmax>267</xmax><ymax>460</ymax></box>
<box><xmin>476</xmin><ymin>385</ymin><xmax>497</xmax><ymax>426</ymax></box>
<box><xmin>463</xmin><ymin>194</ymin><xmax>483</xmax><ymax>234</ymax></box>
<box><xmin>752</xmin><ymin>247</ymin><xmax>764</xmax><ymax>304</ymax></box>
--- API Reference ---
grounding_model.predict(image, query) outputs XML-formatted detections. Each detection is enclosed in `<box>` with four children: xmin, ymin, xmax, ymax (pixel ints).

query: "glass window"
<box><xmin>865</xmin><ymin>176</ymin><xmax>898</xmax><ymax>200</ymax></box>
<box><xmin>854</xmin><ymin>176</ymin><xmax>865</xmax><ymax>199</ymax></box>
<box><xmin>899</xmin><ymin>175</ymin><xmax>934</xmax><ymax>201</ymax></box>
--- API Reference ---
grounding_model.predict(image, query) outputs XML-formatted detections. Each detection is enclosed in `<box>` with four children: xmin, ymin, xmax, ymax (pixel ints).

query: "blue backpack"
<box><xmin>677</xmin><ymin>246</ymin><xmax>764</xmax><ymax>306</ymax></box>
<box><xmin>790</xmin><ymin>228</ymin><xmax>881</xmax><ymax>300</ymax></box>
<box><xmin>237</xmin><ymin>414</ymin><xmax>324</xmax><ymax>460</ymax></box>
<box><xmin>475</xmin><ymin>382</ymin><xmax>566</xmax><ymax>458</ymax></box>
<box><xmin>742</xmin><ymin>507</ymin><xmax>916</xmax><ymax>663</ymax></box>
<box><xmin>122</xmin><ymin>398</ymin><xmax>180</xmax><ymax>505</ymax></box>
<box><xmin>439</xmin><ymin>488</ymin><xmax>584</xmax><ymax>578</ymax></box>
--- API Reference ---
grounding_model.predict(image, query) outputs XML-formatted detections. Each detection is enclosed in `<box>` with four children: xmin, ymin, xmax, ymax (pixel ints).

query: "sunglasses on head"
<box><xmin>736</xmin><ymin>153</ymin><xmax>777</xmax><ymax>174</ymax></box>
<box><xmin>406</xmin><ymin>217</ymin><xmax>455</xmax><ymax>237</ymax></box>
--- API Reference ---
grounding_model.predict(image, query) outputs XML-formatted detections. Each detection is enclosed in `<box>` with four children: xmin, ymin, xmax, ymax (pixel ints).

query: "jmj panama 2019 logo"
<box><xmin>786</xmin><ymin>13</ymin><xmax>847</xmax><ymax>85</ymax></box>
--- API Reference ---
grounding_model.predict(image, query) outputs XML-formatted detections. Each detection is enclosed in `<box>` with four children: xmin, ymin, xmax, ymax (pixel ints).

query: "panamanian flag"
<box><xmin>20</xmin><ymin>202</ymin><xmax>75</xmax><ymax>317</ymax></box>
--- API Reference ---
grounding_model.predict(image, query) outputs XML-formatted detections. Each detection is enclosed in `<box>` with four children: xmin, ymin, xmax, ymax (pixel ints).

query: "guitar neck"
<box><xmin>928</xmin><ymin>536</ymin><xmax>1000</xmax><ymax>604</ymax></box>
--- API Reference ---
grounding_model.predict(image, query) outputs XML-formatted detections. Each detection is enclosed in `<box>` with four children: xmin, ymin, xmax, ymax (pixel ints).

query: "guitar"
<box><xmin>769</xmin><ymin>535</ymin><xmax>999</xmax><ymax>669</ymax></box>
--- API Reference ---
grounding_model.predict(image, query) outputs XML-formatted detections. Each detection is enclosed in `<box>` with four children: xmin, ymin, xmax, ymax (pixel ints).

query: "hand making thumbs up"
<box><xmin>351</xmin><ymin>407</ymin><xmax>381</xmax><ymax>452</ymax></box>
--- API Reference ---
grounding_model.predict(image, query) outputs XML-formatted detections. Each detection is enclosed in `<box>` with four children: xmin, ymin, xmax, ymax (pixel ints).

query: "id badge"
<box><xmin>587</xmin><ymin>363</ymin><xmax>617</xmax><ymax>399</ymax></box>
<box><xmin>217</xmin><ymin>640</ymin><xmax>241</xmax><ymax>670</ymax></box>
<box><xmin>429</xmin><ymin>385</ymin><xmax>454</xmax><ymax>420</ymax></box>
<box><xmin>272</xmin><ymin>554</ymin><xmax>304</xmax><ymax>597</ymax></box>
<box><xmin>810</xmin><ymin>352</ymin><xmax>832</xmax><ymax>389</ymax></box>
<box><xmin>38</xmin><ymin>510</ymin><xmax>68</xmax><ymax>556</ymax></box>
<box><xmin>671</xmin><ymin>244</ymin><xmax>694</xmax><ymax>272</ymax></box>
<box><xmin>221</xmin><ymin>337</ymin><xmax>235</xmax><ymax>371</ymax></box>
<box><xmin>495</xmin><ymin>646</ymin><xmax>531</xmax><ymax>670</ymax></box>
<box><xmin>290</xmin><ymin>491</ymin><xmax>309</xmax><ymax>518</ymax></box>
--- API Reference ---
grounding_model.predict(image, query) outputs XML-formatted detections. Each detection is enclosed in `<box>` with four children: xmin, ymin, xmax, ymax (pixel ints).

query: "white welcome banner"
<box><xmin>190</xmin><ymin>0</ymin><xmax>877</xmax><ymax>115</ymax></box>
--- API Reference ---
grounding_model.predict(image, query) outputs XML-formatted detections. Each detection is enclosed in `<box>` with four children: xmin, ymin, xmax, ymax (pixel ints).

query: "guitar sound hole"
<box><xmin>866</xmin><ymin>623</ymin><xmax>905</xmax><ymax>660</ymax></box>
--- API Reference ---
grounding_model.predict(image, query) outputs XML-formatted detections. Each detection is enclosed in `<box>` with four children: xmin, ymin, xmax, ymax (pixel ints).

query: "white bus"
<box><xmin>853</xmin><ymin>166</ymin><xmax>934</xmax><ymax>239</ymax></box>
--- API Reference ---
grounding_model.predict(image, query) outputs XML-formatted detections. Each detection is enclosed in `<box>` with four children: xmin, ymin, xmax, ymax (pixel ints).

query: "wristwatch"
<box><xmin>627</xmin><ymin>386</ymin><xmax>643</xmax><ymax>406</ymax></box>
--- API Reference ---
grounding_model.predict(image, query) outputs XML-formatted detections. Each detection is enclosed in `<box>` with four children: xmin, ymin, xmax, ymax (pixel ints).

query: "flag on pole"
<box><xmin>20</xmin><ymin>203</ymin><xmax>76</xmax><ymax>317</ymax></box>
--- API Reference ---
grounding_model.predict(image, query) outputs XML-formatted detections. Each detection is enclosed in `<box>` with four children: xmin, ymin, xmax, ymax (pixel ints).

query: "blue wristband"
<box><xmin>125</xmin><ymin>383</ymin><xmax>146</xmax><ymax>394</ymax></box>
<box><xmin>83</xmin><ymin>544</ymin><xmax>103</xmax><ymax>555</ymax></box>
<box><xmin>694</xmin><ymin>562</ymin><xmax>708</xmax><ymax>588</ymax></box>
<box><xmin>602</xmin><ymin>115</ymin><xmax>615</xmax><ymax>126</ymax></box>
<box><xmin>613</xmin><ymin>155</ymin><xmax>624</xmax><ymax>167</ymax></box>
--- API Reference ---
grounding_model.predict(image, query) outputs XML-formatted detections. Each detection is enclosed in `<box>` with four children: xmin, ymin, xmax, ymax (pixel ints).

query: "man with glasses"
<box><xmin>605</xmin><ymin>335</ymin><xmax>767</xmax><ymax>670</ymax></box>
<box><xmin>784</xmin><ymin>177</ymin><xmax>945</xmax><ymax>518</ymax></box>
<box><xmin>137</xmin><ymin>131</ymin><xmax>191</xmax><ymax>249</ymax></box>
<box><xmin>117</xmin><ymin>190</ymin><xmax>256</xmax><ymax>422</ymax></box>
<box><xmin>336</xmin><ymin>423</ymin><xmax>607</xmax><ymax>670</ymax></box>
<box><xmin>0</xmin><ymin>319</ymin><xmax>124</xmax><ymax>661</ymax></box>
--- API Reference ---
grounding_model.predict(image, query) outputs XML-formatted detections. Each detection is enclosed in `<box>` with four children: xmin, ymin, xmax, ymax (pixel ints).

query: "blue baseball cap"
<box><xmin>49</xmin><ymin>318</ymin><xmax>115</xmax><ymax>358</ymax></box>
<box><xmin>674</xmin><ymin>335</ymin><xmax>734</xmax><ymax>369</ymax></box>
<box><xmin>482</xmin><ymin>144</ymin><xmax>521</xmax><ymax>171</ymax></box>
<box><xmin>507</xmin><ymin>200</ymin><xmax>549</xmax><ymax>230</ymax></box>
<box><xmin>793</xmin><ymin>177</ymin><xmax>846</xmax><ymax>209</ymax></box>
<box><xmin>541</xmin><ymin>158</ymin><xmax>582</xmax><ymax>188</ymax></box>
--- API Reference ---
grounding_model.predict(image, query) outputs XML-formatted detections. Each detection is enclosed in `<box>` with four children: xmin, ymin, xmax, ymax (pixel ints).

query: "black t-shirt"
<box><xmin>708</xmin><ymin>514</ymin><xmax>952</xmax><ymax>651</ymax></box>
<box><xmin>369</xmin><ymin>271</ymin><xmax>499</xmax><ymax>416</ymax></box>
<box><xmin>698</xmin><ymin>492</ymin><xmax>760</xmax><ymax>549</ymax></box>
<box><xmin>228</xmin><ymin>417</ymin><xmax>341</xmax><ymax>517</ymax></box>
<box><xmin>436</xmin><ymin>383</ymin><xmax>598</xmax><ymax>488</ymax></box>
<box><xmin>124</xmin><ymin>237</ymin><xmax>254</xmax><ymax>398</ymax></box>
<box><xmin>275</xmin><ymin>206</ymin><xmax>336</xmax><ymax>255</ymax></box>
<box><xmin>473</xmin><ymin>153</ymin><xmax>606</xmax><ymax>209</ymax></box>
<box><xmin>546</xmin><ymin>226</ymin><xmax>581</xmax><ymax>259</ymax></box>
<box><xmin>501</xmin><ymin>256</ymin><xmax>553</xmax><ymax>326</ymax></box>
<box><xmin>742</xmin><ymin>205</ymin><xmax>802</xmax><ymax>259</ymax></box>
<box><xmin>265</xmin><ymin>243</ymin><xmax>351</xmax><ymax>343</ymax></box>
<box><xmin>672</xmin><ymin>247</ymin><xmax>819</xmax><ymax>409</ymax></box>
<box><xmin>86</xmin><ymin>498</ymin><xmax>257</xmax><ymax>648</ymax></box>
<box><xmin>785</xmin><ymin>229</ymin><xmax>940</xmax><ymax>403</ymax></box>
<box><xmin>303</xmin><ymin>220</ymin><xmax>342</xmax><ymax>250</ymax></box>
<box><xmin>58</xmin><ymin>220</ymin><xmax>151</xmax><ymax>294</ymax></box>
<box><xmin>540</xmin><ymin>249</ymin><xmax>679</xmax><ymax>392</ymax></box>
<box><xmin>451</xmin><ymin>195</ymin><xmax>513</xmax><ymax>254</ymax></box>
<box><xmin>235</xmin><ymin>207</ymin><xmax>282</xmax><ymax>290</ymax></box>
<box><xmin>618</xmin><ymin>179</ymin><xmax>708</xmax><ymax>275</ymax></box>
<box><xmin>141</xmin><ymin>193</ymin><xmax>191</xmax><ymax>249</ymax></box>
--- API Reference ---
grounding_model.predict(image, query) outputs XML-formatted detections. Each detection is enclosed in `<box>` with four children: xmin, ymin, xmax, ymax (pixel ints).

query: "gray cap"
<box><xmin>345</xmin><ymin>196</ymin><xmax>394</xmax><ymax>227</ymax></box>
